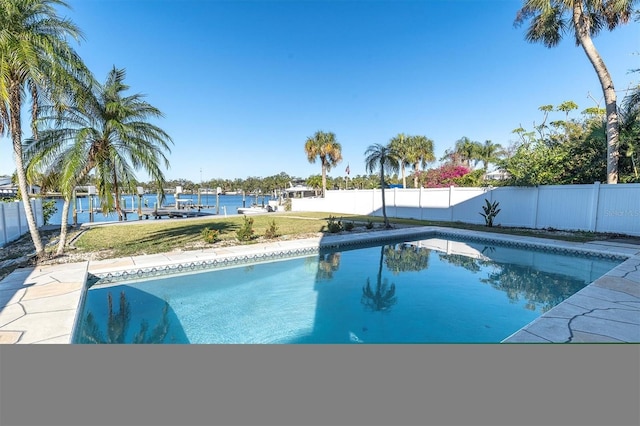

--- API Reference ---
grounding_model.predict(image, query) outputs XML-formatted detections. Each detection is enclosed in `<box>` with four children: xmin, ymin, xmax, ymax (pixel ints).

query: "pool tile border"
<box><xmin>1</xmin><ymin>226</ymin><xmax>638</xmax><ymax>344</ymax></box>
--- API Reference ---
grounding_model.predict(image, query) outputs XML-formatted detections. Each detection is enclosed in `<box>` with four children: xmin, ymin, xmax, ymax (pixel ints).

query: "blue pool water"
<box><xmin>73</xmin><ymin>236</ymin><xmax>623</xmax><ymax>344</ymax></box>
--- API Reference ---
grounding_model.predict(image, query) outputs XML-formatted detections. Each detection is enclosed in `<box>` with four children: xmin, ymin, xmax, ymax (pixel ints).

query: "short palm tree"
<box><xmin>453</xmin><ymin>137</ymin><xmax>481</xmax><ymax>168</ymax></box>
<box><xmin>477</xmin><ymin>140</ymin><xmax>505</xmax><ymax>176</ymax></box>
<box><xmin>25</xmin><ymin>67</ymin><xmax>172</xmax><ymax>255</ymax></box>
<box><xmin>389</xmin><ymin>133</ymin><xmax>411</xmax><ymax>188</ymax></box>
<box><xmin>0</xmin><ymin>0</ymin><xmax>91</xmax><ymax>258</ymax></box>
<box><xmin>406</xmin><ymin>135</ymin><xmax>435</xmax><ymax>188</ymax></box>
<box><xmin>364</xmin><ymin>143</ymin><xmax>399</xmax><ymax>229</ymax></box>
<box><xmin>515</xmin><ymin>0</ymin><xmax>638</xmax><ymax>184</ymax></box>
<box><xmin>304</xmin><ymin>130</ymin><xmax>342</xmax><ymax>197</ymax></box>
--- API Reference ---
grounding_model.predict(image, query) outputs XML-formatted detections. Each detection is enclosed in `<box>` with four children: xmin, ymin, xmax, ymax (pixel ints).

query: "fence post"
<box><xmin>449</xmin><ymin>186</ymin><xmax>454</xmax><ymax>222</ymax></box>
<box><xmin>1</xmin><ymin>203</ymin><xmax>6</xmax><ymax>247</ymax></box>
<box><xmin>16</xmin><ymin>202</ymin><xmax>23</xmax><ymax>237</ymax></box>
<box><xmin>590</xmin><ymin>181</ymin><xmax>601</xmax><ymax>232</ymax></box>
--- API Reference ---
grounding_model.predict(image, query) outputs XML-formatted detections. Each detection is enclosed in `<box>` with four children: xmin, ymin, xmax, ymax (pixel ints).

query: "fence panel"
<box><xmin>596</xmin><ymin>184</ymin><xmax>640</xmax><ymax>235</ymax></box>
<box><xmin>0</xmin><ymin>199</ymin><xmax>44</xmax><ymax>247</ymax></box>
<box><xmin>291</xmin><ymin>184</ymin><xmax>640</xmax><ymax>236</ymax></box>
<box><xmin>535</xmin><ymin>185</ymin><xmax>595</xmax><ymax>231</ymax></box>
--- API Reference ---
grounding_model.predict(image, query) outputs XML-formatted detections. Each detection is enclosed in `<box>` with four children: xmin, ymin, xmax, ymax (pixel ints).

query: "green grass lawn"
<box><xmin>70</xmin><ymin>211</ymin><xmax>614</xmax><ymax>258</ymax></box>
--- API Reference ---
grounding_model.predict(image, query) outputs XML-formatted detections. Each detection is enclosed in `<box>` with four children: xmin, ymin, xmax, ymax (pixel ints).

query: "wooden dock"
<box><xmin>138</xmin><ymin>208</ymin><xmax>214</xmax><ymax>220</ymax></box>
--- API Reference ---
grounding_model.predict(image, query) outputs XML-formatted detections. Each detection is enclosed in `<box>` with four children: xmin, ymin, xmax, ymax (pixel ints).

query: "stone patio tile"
<box><xmin>0</xmin><ymin>331</ymin><xmax>23</xmax><ymax>344</ymax></box>
<box><xmin>577</xmin><ymin>284</ymin><xmax>640</xmax><ymax>304</ymax></box>
<box><xmin>21</xmin><ymin>289</ymin><xmax>83</xmax><ymax>314</ymax></box>
<box><xmin>592</xmin><ymin>276</ymin><xmax>640</xmax><ymax>298</ymax></box>
<box><xmin>8</xmin><ymin>310</ymin><xmax>76</xmax><ymax>344</ymax></box>
<box><xmin>569</xmin><ymin>315</ymin><xmax>640</xmax><ymax>342</ymax></box>
<box><xmin>569</xmin><ymin>330</ymin><xmax>626</xmax><ymax>343</ymax></box>
<box><xmin>618</xmin><ymin>301</ymin><xmax>640</xmax><ymax>309</ymax></box>
<box><xmin>536</xmin><ymin>301</ymin><xmax>589</xmax><ymax>319</ymax></box>
<box><xmin>35</xmin><ymin>334</ymin><xmax>71</xmax><ymax>344</ymax></box>
<box><xmin>519</xmin><ymin>317</ymin><xmax>572</xmax><ymax>342</ymax></box>
<box><xmin>22</xmin><ymin>281</ymin><xmax>83</xmax><ymax>301</ymax></box>
<box><xmin>0</xmin><ymin>303</ymin><xmax>26</xmax><ymax>327</ymax></box>
<box><xmin>502</xmin><ymin>330</ymin><xmax>552</xmax><ymax>343</ymax></box>
<box><xmin>585</xmin><ymin>307</ymin><xmax>640</xmax><ymax>325</ymax></box>
<box><xmin>0</xmin><ymin>287</ymin><xmax>26</xmax><ymax>307</ymax></box>
<box><xmin>0</xmin><ymin>267</ymin><xmax>36</xmax><ymax>290</ymax></box>
<box><xmin>624</xmin><ymin>269</ymin><xmax>640</xmax><ymax>282</ymax></box>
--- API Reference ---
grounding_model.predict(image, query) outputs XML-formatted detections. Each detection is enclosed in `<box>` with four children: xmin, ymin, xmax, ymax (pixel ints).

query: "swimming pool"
<box><xmin>73</xmin><ymin>232</ymin><xmax>624</xmax><ymax>344</ymax></box>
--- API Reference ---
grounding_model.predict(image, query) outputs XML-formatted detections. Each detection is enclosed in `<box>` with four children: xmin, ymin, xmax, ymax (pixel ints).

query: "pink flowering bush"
<box><xmin>418</xmin><ymin>164</ymin><xmax>471</xmax><ymax>188</ymax></box>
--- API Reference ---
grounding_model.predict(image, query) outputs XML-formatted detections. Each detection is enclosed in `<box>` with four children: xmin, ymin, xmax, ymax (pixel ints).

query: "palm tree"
<box><xmin>0</xmin><ymin>0</ymin><xmax>91</xmax><ymax>258</ymax></box>
<box><xmin>24</xmin><ymin>67</ymin><xmax>172</xmax><ymax>255</ymax></box>
<box><xmin>515</xmin><ymin>0</ymin><xmax>638</xmax><ymax>184</ymax></box>
<box><xmin>477</xmin><ymin>140</ymin><xmax>506</xmax><ymax>176</ymax></box>
<box><xmin>388</xmin><ymin>133</ymin><xmax>411</xmax><ymax>188</ymax></box>
<box><xmin>406</xmin><ymin>135</ymin><xmax>435</xmax><ymax>188</ymax></box>
<box><xmin>361</xmin><ymin>246</ymin><xmax>397</xmax><ymax>312</ymax></box>
<box><xmin>364</xmin><ymin>143</ymin><xmax>399</xmax><ymax>229</ymax></box>
<box><xmin>453</xmin><ymin>137</ymin><xmax>481</xmax><ymax>168</ymax></box>
<box><xmin>304</xmin><ymin>130</ymin><xmax>342</xmax><ymax>197</ymax></box>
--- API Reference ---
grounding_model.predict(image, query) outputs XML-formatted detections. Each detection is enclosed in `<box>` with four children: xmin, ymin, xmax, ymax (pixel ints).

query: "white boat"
<box><xmin>237</xmin><ymin>204</ymin><xmax>275</xmax><ymax>214</ymax></box>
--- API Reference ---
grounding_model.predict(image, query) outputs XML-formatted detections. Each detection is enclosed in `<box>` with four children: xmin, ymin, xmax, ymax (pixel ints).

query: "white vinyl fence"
<box><xmin>0</xmin><ymin>199</ymin><xmax>44</xmax><ymax>247</ymax></box>
<box><xmin>291</xmin><ymin>183</ymin><xmax>640</xmax><ymax>237</ymax></box>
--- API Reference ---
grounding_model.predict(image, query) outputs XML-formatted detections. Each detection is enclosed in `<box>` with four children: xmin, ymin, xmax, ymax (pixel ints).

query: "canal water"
<box><xmin>46</xmin><ymin>193</ymin><xmax>274</xmax><ymax>225</ymax></box>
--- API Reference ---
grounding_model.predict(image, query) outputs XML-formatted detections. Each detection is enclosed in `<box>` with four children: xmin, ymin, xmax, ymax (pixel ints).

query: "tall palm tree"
<box><xmin>24</xmin><ymin>66</ymin><xmax>172</xmax><ymax>255</ymax></box>
<box><xmin>406</xmin><ymin>135</ymin><xmax>435</xmax><ymax>188</ymax></box>
<box><xmin>453</xmin><ymin>137</ymin><xmax>481</xmax><ymax>168</ymax></box>
<box><xmin>364</xmin><ymin>143</ymin><xmax>399</xmax><ymax>229</ymax></box>
<box><xmin>515</xmin><ymin>0</ymin><xmax>638</xmax><ymax>184</ymax></box>
<box><xmin>0</xmin><ymin>0</ymin><xmax>91</xmax><ymax>258</ymax></box>
<box><xmin>477</xmin><ymin>140</ymin><xmax>506</xmax><ymax>175</ymax></box>
<box><xmin>388</xmin><ymin>133</ymin><xmax>411</xmax><ymax>188</ymax></box>
<box><xmin>304</xmin><ymin>130</ymin><xmax>342</xmax><ymax>197</ymax></box>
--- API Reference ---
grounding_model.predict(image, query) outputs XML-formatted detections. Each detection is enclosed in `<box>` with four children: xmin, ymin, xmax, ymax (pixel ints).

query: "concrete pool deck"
<box><xmin>1</xmin><ymin>227</ymin><xmax>639</xmax><ymax>344</ymax></box>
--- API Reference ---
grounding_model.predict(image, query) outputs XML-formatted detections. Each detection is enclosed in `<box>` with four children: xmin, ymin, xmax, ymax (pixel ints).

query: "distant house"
<box><xmin>0</xmin><ymin>175</ymin><xmax>41</xmax><ymax>198</ymax></box>
<box><xmin>484</xmin><ymin>170</ymin><xmax>510</xmax><ymax>181</ymax></box>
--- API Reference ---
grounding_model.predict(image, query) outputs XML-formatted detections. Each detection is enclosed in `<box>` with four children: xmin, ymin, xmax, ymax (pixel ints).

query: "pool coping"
<box><xmin>1</xmin><ymin>226</ymin><xmax>638</xmax><ymax>344</ymax></box>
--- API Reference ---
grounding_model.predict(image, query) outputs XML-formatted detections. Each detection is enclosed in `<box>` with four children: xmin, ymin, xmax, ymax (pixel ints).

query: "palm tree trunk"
<box><xmin>401</xmin><ymin>164</ymin><xmax>406</xmax><ymax>188</ymax></box>
<box><xmin>321</xmin><ymin>161</ymin><xmax>327</xmax><ymax>198</ymax></box>
<box><xmin>380</xmin><ymin>168</ymin><xmax>390</xmax><ymax>228</ymax></box>
<box><xmin>56</xmin><ymin>197</ymin><xmax>71</xmax><ymax>256</ymax></box>
<box><xmin>573</xmin><ymin>3</ymin><xmax>619</xmax><ymax>184</ymax></box>
<box><xmin>9</xmin><ymin>85</ymin><xmax>45</xmax><ymax>257</ymax></box>
<box><xmin>113</xmin><ymin>170</ymin><xmax>123</xmax><ymax>221</ymax></box>
<box><xmin>413</xmin><ymin>163</ymin><xmax>420</xmax><ymax>188</ymax></box>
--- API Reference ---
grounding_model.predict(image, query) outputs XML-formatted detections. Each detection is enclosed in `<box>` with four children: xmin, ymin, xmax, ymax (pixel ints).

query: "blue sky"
<box><xmin>1</xmin><ymin>0</ymin><xmax>638</xmax><ymax>182</ymax></box>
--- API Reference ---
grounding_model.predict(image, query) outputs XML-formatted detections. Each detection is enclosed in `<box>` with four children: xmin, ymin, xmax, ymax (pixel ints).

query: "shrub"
<box><xmin>264</xmin><ymin>219</ymin><xmax>279</xmax><ymax>239</ymax></box>
<box><xmin>236</xmin><ymin>215</ymin><xmax>255</xmax><ymax>241</ymax></box>
<box><xmin>201</xmin><ymin>227</ymin><xmax>219</xmax><ymax>244</ymax></box>
<box><xmin>42</xmin><ymin>200</ymin><xmax>57</xmax><ymax>225</ymax></box>
<box><xmin>326</xmin><ymin>215</ymin><xmax>343</xmax><ymax>233</ymax></box>
<box><xmin>365</xmin><ymin>219</ymin><xmax>374</xmax><ymax>229</ymax></box>
<box><xmin>344</xmin><ymin>221</ymin><xmax>355</xmax><ymax>231</ymax></box>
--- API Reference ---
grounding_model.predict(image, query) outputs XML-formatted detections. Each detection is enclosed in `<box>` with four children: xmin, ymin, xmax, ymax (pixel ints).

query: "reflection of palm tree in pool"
<box><xmin>317</xmin><ymin>252</ymin><xmax>342</xmax><ymax>280</ymax></box>
<box><xmin>361</xmin><ymin>246</ymin><xmax>397</xmax><ymax>312</ymax></box>
<box><xmin>480</xmin><ymin>265</ymin><xmax>585</xmax><ymax>313</ymax></box>
<box><xmin>80</xmin><ymin>291</ymin><xmax>171</xmax><ymax>344</ymax></box>
<box><xmin>384</xmin><ymin>243</ymin><xmax>431</xmax><ymax>275</ymax></box>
